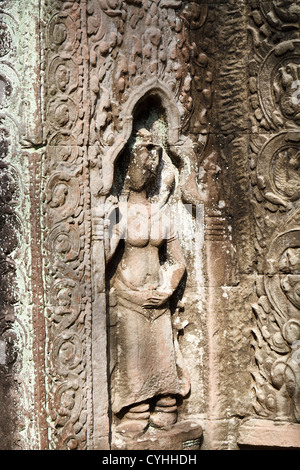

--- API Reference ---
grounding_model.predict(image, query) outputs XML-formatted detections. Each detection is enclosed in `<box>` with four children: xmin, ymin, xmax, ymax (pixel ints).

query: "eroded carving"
<box><xmin>42</xmin><ymin>0</ymin><xmax>209</xmax><ymax>450</ymax></box>
<box><xmin>105</xmin><ymin>129</ymin><xmax>190</xmax><ymax>439</ymax></box>
<box><xmin>248</xmin><ymin>1</ymin><xmax>300</xmax><ymax>428</ymax></box>
<box><xmin>42</xmin><ymin>0</ymin><xmax>92</xmax><ymax>450</ymax></box>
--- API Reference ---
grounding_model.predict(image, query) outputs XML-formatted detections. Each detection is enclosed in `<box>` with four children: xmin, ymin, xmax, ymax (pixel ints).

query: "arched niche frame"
<box><xmin>89</xmin><ymin>79</ymin><xmax>208</xmax><ymax>450</ymax></box>
<box><xmin>90</xmin><ymin>79</ymin><xmax>185</xmax><ymax>449</ymax></box>
<box><xmin>99</xmin><ymin>78</ymin><xmax>183</xmax><ymax>196</ymax></box>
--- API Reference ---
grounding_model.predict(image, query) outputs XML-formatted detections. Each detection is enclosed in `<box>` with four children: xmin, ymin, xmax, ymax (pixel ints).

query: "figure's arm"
<box><xmin>162</xmin><ymin>237</ymin><xmax>186</xmax><ymax>293</ymax></box>
<box><xmin>105</xmin><ymin>206</ymin><xmax>124</xmax><ymax>263</ymax></box>
<box><xmin>92</xmin><ymin>197</ymin><xmax>123</xmax><ymax>263</ymax></box>
<box><xmin>142</xmin><ymin>237</ymin><xmax>186</xmax><ymax>308</ymax></box>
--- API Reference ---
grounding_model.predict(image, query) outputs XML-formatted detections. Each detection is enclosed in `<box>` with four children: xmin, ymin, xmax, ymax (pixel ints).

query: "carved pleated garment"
<box><xmin>109</xmin><ymin>277</ymin><xmax>190</xmax><ymax>414</ymax></box>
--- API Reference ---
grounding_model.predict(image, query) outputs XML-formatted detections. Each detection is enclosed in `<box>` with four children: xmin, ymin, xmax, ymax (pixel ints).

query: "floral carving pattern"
<box><xmin>249</xmin><ymin>0</ymin><xmax>300</xmax><ymax>424</ymax></box>
<box><xmin>42</xmin><ymin>0</ymin><xmax>92</xmax><ymax>450</ymax></box>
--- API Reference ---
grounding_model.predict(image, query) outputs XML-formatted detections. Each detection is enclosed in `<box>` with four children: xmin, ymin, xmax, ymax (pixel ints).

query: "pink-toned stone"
<box><xmin>238</xmin><ymin>419</ymin><xmax>300</xmax><ymax>449</ymax></box>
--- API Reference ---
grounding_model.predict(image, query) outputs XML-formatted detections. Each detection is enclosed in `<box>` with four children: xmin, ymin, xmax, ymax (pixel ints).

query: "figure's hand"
<box><xmin>169</xmin><ymin>136</ymin><xmax>196</xmax><ymax>162</ymax></box>
<box><xmin>142</xmin><ymin>289</ymin><xmax>172</xmax><ymax>308</ymax></box>
<box><xmin>105</xmin><ymin>195</ymin><xmax>118</xmax><ymax>220</ymax></box>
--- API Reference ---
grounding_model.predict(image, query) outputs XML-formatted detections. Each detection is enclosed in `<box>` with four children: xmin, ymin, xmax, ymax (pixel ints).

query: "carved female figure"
<box><xmin>105</xmin><ymin>129</ymin><xmax>190</xmax><ymax>437</ymax></box>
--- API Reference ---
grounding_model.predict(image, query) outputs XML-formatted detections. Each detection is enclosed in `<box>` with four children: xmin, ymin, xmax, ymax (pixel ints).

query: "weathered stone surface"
<box><xmin>238</xmin><ymin>419</ymin><xmax>300</xmax><ymax>449</ymax></box>
<box><xmin>0</xmin><ymin>0</ymin><xmax>299</xmax><ymax>451</ymax></box>
<box><xmin>112</xmin><ymin>420</ymin><xmax>203</xmax><ymax>451</ymax></box>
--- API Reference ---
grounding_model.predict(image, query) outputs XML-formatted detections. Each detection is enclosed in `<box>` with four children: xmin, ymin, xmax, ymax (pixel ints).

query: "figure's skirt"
<box><xmin>109</xmin><ymin>291</ymin><xmax>190</xmax><ymax>414</ymax></box>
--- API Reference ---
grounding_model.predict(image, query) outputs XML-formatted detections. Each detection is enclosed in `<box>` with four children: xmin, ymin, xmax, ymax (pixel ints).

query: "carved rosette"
<box><xmin>249</xmin><ymin>0</ymin><xmax>300</xmax><ymax>423</ymax></box>
<box><xmin>42</xmin><ymin>0</ymin><xmax>92</xmax><ymax>449</ymax></box>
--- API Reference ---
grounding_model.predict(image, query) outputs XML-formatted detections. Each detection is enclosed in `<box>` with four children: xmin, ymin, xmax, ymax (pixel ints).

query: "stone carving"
<box><xmin>86</xmin><ymin>0</ymin><xmax>209</xmax><ymax>449</ymax></box>
<box><xmin>0</xmin><ymin>0</ymin><xmax>46</xmax><ymax>449</ymax></box>
<box><xmin>7</xmin><ymin>0</ymin><xmax>300</xmax><ymax>450</ymax></box>
<box><xmin>255</xmin><ymin>131</ymin><xmax>300</xmax><ymax>210</ymax></box>
<box><xmin>40</xmin><ymin>0</ymin><xmax>218</xmax><ymax>450</ymax></box>
<box><xmin>260</xmin><ymin>1</ymin><xmax>300</xmax><ymax>32</ymax></box>
<box><xmin>252</xmin><ymin>226</ymin><xmax>300</xmax><ymax>422</ymax></box>
<box><xmin>42</xmin><ymin>0</ymin><xmax>93</xmax><ymax>450</ymax></box>
<box><xmin>249</xmin><ymin>0</ymin><xmax>300</xmax><ymax>428</ymax></box>
<box><xmin>105</xmin><ymin>129</ymin><xmax>190</xmax><ymax>439</ymax></box>
<box><xmin>87</xmin><ymin>0</ymin><xmax>213</xmax><ymax>151</ymax></box>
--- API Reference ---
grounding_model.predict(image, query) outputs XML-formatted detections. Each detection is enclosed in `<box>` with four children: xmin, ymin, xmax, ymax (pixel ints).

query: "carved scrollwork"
<box><xmin>46</xmin><ymin>171</ymin><xmax>81</xmax><ymax>224</ymax></box>
<box><xmin>257</xmin><ymin>41</ymin><xmax>300</xmax><ymax>129</ymax></box>
<box><xmin>0</xmin><ymin>20</ymin><xmax>12</xmax><ymax>58</ymax></box>
<box><xmin>47</xmin><ymin>222</ymin><xmax>81</xmax><ymax>265</ymax></box>
<box><xmin>256</xmin><ymin>131</ymin><xmax>300</xmax><ymax>209</ymax></box>
<box><xmin>52</xmin><ymin>332</ymin><xmax>83</xmax><ymax>377</ymax></box>
<box><xmin>260</xmin><ymin>1</ymin><xmax>300</xmax><ymax>32</ymax></box>
<box><xmin>47</xmin><ymin>13</ymin><xmax>77</xmax><ymax>52</ymax></box>
<box><xmin>47</xmin><ymin>95</ymin><xmax>78</xmax><ymax>133</ymax></box>
<box><xmin>98</xmin><ymin>0</ymin><xmax>124</xmax><ymax>17</ymax></box>
<box><xmin>52</xmin><ymin>381</ymin><xmax>85</xmax><ymax>449</ymax></box>
<box><xmin>87</xmin><ymin>0</ymin><xmax>213</xmax><ymax>155</ymax></box>
<box><xmin>265</xmin><ymin>229</ymin><xmax>300</xmax><ymax>315</ymax></box>
<box><xmin>0</xmin><ymin>63</ymin><xmax>19</xmax><ymax>110</ymax></box>
<box><xmin>42</xmin><ymin>0</ymin><xmax>92</xmax><ymax>450</ymax></box>
<box><xmin>249</xmin><ymin>1</ymin><xmax>300</xmax><ymax>426</ymax></box>
<box><xmin>47</xmin><ymin>278</ymin><xmax>82</xmax><ymax>331</ymax></box>
<box><xmin>47</xmin><ymin>133</ymin><xmax>80</xmax><ymax>166</ymax></box>
<box><xmin>252</xmin><ymin>227</ymin><xmax>300</xmax><ymax>422</ymax></box>
<box><xmin>47</xmin><ymin>56</ymin><xmax>79</xmax><ymax>96</ymax></box>
<box><xmin>0</xmin><ymin>1</ymin><xmax>38</xmax><ymax>448</ymax></box>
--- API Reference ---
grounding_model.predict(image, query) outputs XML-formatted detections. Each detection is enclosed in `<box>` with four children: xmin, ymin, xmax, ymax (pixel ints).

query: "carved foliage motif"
<box><xmin>249</xmin><ymin>0</ymin><xmax>300</xmax><ymax>423</ymax></box>
<box><xmin>87</xmin><ymin>0</ymin><xmax>213</xmax><ymax>157</ymax></box>
<box><xmin>42</xmin><ymin>0</ymin><xmax>92</xmax><ymax>449</ymax></box>
<box><xmin>0</xmin><ymin>0</ymin><xmax>41</xmax><ymax>449</ymax></box>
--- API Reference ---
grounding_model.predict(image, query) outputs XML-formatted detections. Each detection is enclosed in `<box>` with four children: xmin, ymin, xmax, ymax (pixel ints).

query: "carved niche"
<box><xmin>42</xmin><ymin>0</ymin><xmax>213</xmax><ymax>449</ymax></box>
<box><xmin>86</xmin><ymin>0</ymin><xmax>213</xmax><ymax>450</ymax></box>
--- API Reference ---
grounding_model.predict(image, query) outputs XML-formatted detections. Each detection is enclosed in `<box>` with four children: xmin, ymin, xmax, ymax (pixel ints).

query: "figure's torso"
<box><xmin>116</xmin><ymin>203</ymin><xmax>168</xmax><ymax>289</ymax></box>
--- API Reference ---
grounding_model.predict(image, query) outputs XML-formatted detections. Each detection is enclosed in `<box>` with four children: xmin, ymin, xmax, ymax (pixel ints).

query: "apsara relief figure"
<box><xmin>104</xmin><ymin>128</ymin><xmax>190</xmax><ymax>437</ymax></box>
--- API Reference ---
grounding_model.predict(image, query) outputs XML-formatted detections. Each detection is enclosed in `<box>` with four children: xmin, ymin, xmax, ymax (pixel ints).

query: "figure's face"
<box><xmin>128</xmin><ymin>141</ymin><xmax>161</xmax><ymax>192</ymax></box>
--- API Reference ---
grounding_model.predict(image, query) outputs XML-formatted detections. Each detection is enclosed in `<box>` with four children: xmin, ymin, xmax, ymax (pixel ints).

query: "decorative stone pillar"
<box><xmin>238</xmin><ymin>0</ymin><xmax>300</xmax><ymax>449</ymax></box>
<box><xmin>0</xmin><ymin>0</ymin><xmax>46</xmax><ymax>450</ymax></box>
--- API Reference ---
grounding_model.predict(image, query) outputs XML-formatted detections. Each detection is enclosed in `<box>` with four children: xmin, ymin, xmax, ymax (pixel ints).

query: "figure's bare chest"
<box><xmin>124</xmin><ymin>204</ymin><xmax>166</xmax><ymax>248</ymax></box>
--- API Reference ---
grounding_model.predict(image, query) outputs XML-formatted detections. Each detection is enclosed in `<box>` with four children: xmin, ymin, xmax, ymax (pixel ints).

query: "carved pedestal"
<box><xmin>112</xmin><ymin>421</ymin><xmax>203</xmax><ymax>451</ymax></box>
<box><xmin>238</xmin><ymin>419</ymin><xmax>300</xmax><ymax>450</ymax></box>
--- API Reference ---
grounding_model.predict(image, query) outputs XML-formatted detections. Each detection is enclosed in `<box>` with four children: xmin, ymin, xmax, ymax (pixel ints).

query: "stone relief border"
<box><xmin>41</xmin><ymin>0</ymin><xmax>93</xmax><ymax>450</ymax></box>
<box><xmin>248</xmin><ymin>0</ymin><xmax>300</xmax><ymax>428</ymax></box>
<box><xmin>0</xmin><ymin>0</ymin><xmax>44</xmax><ymax>449</ymax></box>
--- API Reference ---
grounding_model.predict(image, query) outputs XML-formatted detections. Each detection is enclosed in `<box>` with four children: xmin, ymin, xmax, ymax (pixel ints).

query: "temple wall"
<box><xmin>0</xmin><ymin>0</ymin><xmax>299</xmax><ymax>450</ymax></box>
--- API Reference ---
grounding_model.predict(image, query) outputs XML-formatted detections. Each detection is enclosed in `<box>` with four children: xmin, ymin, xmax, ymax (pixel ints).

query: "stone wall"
<box><xmin>0</xmin><ymin>0</ymin><xmax>299</xmax><ymax>450</ymax></box>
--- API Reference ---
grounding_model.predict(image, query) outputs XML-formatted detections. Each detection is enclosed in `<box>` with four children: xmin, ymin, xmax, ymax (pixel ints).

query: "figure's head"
<box><xmin>127</xmin><ymin>128</ymin><xmax>162</xmax><ymax>192</ymax></box>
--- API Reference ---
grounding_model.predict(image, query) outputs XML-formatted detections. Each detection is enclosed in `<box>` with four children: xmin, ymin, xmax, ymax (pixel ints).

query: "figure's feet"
<box><xmin>150</xmin><ymin>396</ymin><xmax>177</xmax><ymax>430</ymax></box>
<box><xmin>115</xmin><ymin>403</ymin><xmax>150</xmax><ymax>438</ymax></box>
<box><xmin>115</xmin><ymin>419</ymin><xmax>148</xmax><ymax>438</ymax></box>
